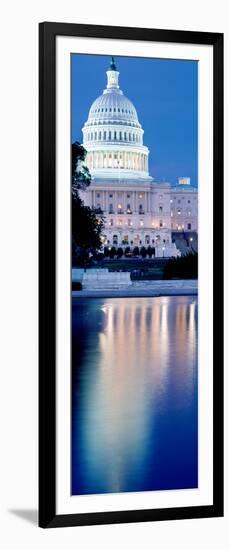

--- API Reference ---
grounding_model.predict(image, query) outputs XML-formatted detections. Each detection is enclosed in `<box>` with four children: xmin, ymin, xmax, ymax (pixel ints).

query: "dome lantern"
<box><xmin>105</xmin><ymin>56</ymin><xmax>120</xmax><ymax>92</ymax></box>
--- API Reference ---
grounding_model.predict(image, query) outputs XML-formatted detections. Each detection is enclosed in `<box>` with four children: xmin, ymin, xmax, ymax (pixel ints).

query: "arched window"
<box><xmin>145</xmin><ymin>235</ymin><xmax>150</xmax><ymax>245</ymax></box>
<box><xmin>103</xmin><ymin>131</ymin><xmax>106</xmax><ymax>140</ymax></box>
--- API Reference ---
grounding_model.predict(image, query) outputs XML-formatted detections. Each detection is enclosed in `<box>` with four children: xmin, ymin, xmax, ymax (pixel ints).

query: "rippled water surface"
<box><xmin>72</xmin><ymin>296</ymin><xmax>198</xmax><ymax>495</ymax></box>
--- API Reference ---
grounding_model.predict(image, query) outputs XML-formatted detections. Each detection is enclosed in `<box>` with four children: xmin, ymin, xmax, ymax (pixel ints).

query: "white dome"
<box><xmin>83</xmin><ymin>57</ymin><xmax>141</xmax><ymax>130</ymax></box>
<box><xmin>82</xmin><ymin>58</ymin><xmax>151</xmax><ymax>181</ymax></box>
<box><xmin>86</xmin><ymin>92</ymin><xmax>141</xmax><ymax>128</ymax></box>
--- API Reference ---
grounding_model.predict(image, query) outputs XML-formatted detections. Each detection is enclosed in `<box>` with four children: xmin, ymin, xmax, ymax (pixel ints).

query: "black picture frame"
<box><xmin>39</xmin><ymin>22</ymin><xmax>224</xmax><ymax>528</ymax></box>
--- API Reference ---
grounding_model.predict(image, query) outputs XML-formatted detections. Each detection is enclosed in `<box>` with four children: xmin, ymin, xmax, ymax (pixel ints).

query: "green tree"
<box><xmin>109</xmin><ymin>246</ymin><xmax>116</xmax><ymax>259</ymax></box>
<box><xmin>163</xmin><ymin>251</ymin><xmax>198</xmax><ymax>279</ymax></box>
<box><xmin>140</xmin><ymin>246</ymin><xmax>147</xmax><ymax>258</ymax></box>
<box><xmin>72</xmin><ymin>141</ymin><xmax>91</xmax><ymax>193</ymax></box>
<box><xmin>133</xmin><ymin>246</ymin><xmax>139</xmax><ymax>256</ymax></box>
<box><xmin>71</xmin><ymin>142</ymin><xmax>105</xmax><ymax>266</ymax></box>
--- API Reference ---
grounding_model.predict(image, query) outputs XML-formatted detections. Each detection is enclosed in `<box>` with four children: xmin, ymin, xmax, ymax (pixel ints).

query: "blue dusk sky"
<box><xmin>71</xmin><ymin>54</ymin><xmax>198</xmax><ymax>187</ymax></box>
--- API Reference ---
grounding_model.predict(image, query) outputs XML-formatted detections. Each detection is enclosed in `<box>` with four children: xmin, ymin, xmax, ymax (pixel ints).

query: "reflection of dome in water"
<box><xmin>82</xmin><ymin>57</ymin><xmax>150</xmax><ymax>179</ymax></box>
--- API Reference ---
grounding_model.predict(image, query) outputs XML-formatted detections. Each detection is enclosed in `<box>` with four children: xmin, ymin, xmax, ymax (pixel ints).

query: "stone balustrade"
<box><xmin>82</xmin><ymin>270</ymin><xmax>132</xmax><ymax>289</ymax></box>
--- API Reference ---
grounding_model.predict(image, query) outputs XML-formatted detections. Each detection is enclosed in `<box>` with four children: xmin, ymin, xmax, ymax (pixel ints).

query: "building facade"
<box><xmin>79</xmin><ymin>58</ymin><xmax>198</xmax><ymax>257</ymax></box>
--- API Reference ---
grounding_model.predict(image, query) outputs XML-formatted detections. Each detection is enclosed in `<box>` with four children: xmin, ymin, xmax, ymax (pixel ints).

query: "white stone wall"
<box><xmin>79</xmin><ymin>179</ymin><xmax>197</xmax><ymax>258</ymax></box>
<box><xmin>170</xmin><ymin>187</ymin><xmax>198</xmax><ymax>232</ymax></box>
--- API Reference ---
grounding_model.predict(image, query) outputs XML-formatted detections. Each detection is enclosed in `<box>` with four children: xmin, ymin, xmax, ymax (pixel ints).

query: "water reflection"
<box><xmin>72</xmin><ymin>296</ymin><xmax>198</xmax><ymax>495</ymax></box>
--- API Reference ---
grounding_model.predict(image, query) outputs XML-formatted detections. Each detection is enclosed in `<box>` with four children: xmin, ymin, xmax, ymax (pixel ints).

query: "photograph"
<box><xmin>71</xmin><ymin>53</ymin><xmax>198</xmax><ymax>496</ymax></box>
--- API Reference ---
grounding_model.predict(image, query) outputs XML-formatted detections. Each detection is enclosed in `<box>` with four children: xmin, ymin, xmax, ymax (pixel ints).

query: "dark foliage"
<box><xmin>109</xmin><ymin>246</ymin><xmax>117</xmax><ymax>259</ymax></box>
<box><xmin>133</xmin><ymin>246</ymin><xmax>140</xmax><ymax>256</ymax></box>
<box><xmin>71</xmin><ymin>141</ymin><xmax>105</xmax><ymax>266</ymax></box>
<box><xmin>72</xmin><ymin>195</ymin><xmax>104</xmax><ymax>258</ymax></box>
<box><xmin>72</xmin><ymin>141</ymin><xmax>91</xmax><ymax>193</ymax></box>
<box><xmin>163</xmin><ymin>251</ymin><xmax>198</xmax><ymax>279</ymax></box>
<box><xmin>140</xmin><ymin>246</ymin><xmax>147</xmax><ymax>258</ymax></box>
<box><xmin>72</xmin><ymin>281</ymin><xmax>82</xmax><ymax>291</ymax></box>
<box><xmin>117</xmin><ymin>247</ymin><xmax>123</xmax><ymax>258</ymax></box>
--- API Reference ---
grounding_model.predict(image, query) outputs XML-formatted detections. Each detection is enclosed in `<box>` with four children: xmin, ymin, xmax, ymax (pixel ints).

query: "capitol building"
<box><xmin>79</xmin><ymin>58</ymin><xmax>198</xmax><ymax>258</ymax></box>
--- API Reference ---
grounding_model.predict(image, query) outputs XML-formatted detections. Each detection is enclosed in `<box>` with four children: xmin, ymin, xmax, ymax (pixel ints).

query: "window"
<box><xmin>140</xmin><ymin>220</ymin><xmax>144</xmax><ymax>226</ymax></box>
<box><xmin>177</xmin><ymin>209</ymin><xmax>181</xmax><ymax>215</ymax></box>
<box><xmin>97</xmin><ymin>193</ymin><xmax>100</xmax><ymax>198</ymax></box>
<box><xmin>97</xmin><ymin>203</ymin><xmax>101</xmax><ymax>210</ymax></box>
<box><xmin>129</xmin><ymin>133</ymin><xmax>131</xmax><ymax>141</ymax></box>
<box><xmin>124</xmin><ymin>132</ymin><xmax>127</xmax><ymax>140</ymax></box>
<box><xmin>188</xmin><ymin>200</ymin><xmax>191</xmax><ymax>203</ymax></box>
<box><xmin>139</xmin><ymin>204</ymin><xmax>143</xmax><ymax>213</ymax></box>
<box><xmin>127</xmin><ymin>204</ymin><xmax>131</xmax><ymax>213</ymax></box>
<box><xmin>159</xmin><ymin>220</ymin><xmax>163</xmax><ymax>228</ymax></box>
<box><xmin>109</xmin><ymin>194</ymin><xmax>113</xmax><ymax>198</ymax></box>
<box><xmin>109</xmin><ymin>131</ymin><xmax>111</xmax><ymax>140</ymax></box>
<box><xmin>178</xmin><ymin>199</ymin><xmax>181</xmax><ymax>204</ymax></box>
<box><xmin>113</xmin><ymin>235</ymin><xmax>118</xmax><ymax>244</ymax></box>
<box><xmin>103</xmin><ymin>131</ymin><xmax>106</xmax><ymax>140</ymax></box>
<box><xmin>109</xmin><ymin>204</ymin><xmax>113</xmax><ymax>213</ymax></box>
<box><xmin>114</xmin><ymin>131</ymin><xmax>117</xmax><ymax>140</ymax></box>
<box><xmin>159</xmin><ymin>206</ymin><xmax>163</xmax><ymax>213</ymax></box>
<box><xmin>127</xmin><ymin>194</ymin><xmax>130</xmax><ymax>198</ymax></box>
<box><xmin>119</xmin><ymin>131</ymin><xmax>122</xmax><ymax>140</ymax></box>
<box><xmin>110</xmin><ymin>219</ymin><xmax>113</xmax><ymax>226</ymax></box>
<box><xmin>128</xmin><ymin>219</ymin><xmax>132</xmax><ymax>227</ymax></box>
<box><xmin>99</xmin><ymin>131</ymin><xmax>101</xmax><ymax>140</ymax></box>
<box><xmin>187</xmin><ymin>223</ymin><xmax>191</xmax><ymax>230</ymax></box>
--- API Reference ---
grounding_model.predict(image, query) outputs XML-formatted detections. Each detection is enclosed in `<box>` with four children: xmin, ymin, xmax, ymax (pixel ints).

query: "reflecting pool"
<box><xmin>72</xmin><ymin>296</ymin><xmax>198</xmax><ymax>495</ymax></box>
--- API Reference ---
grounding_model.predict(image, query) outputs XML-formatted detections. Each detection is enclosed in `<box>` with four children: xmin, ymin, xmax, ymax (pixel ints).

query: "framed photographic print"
<box><xmin>39</xmin><ymin>22</ymin><xmax>224</xmax><ymax>528</ymax></box>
